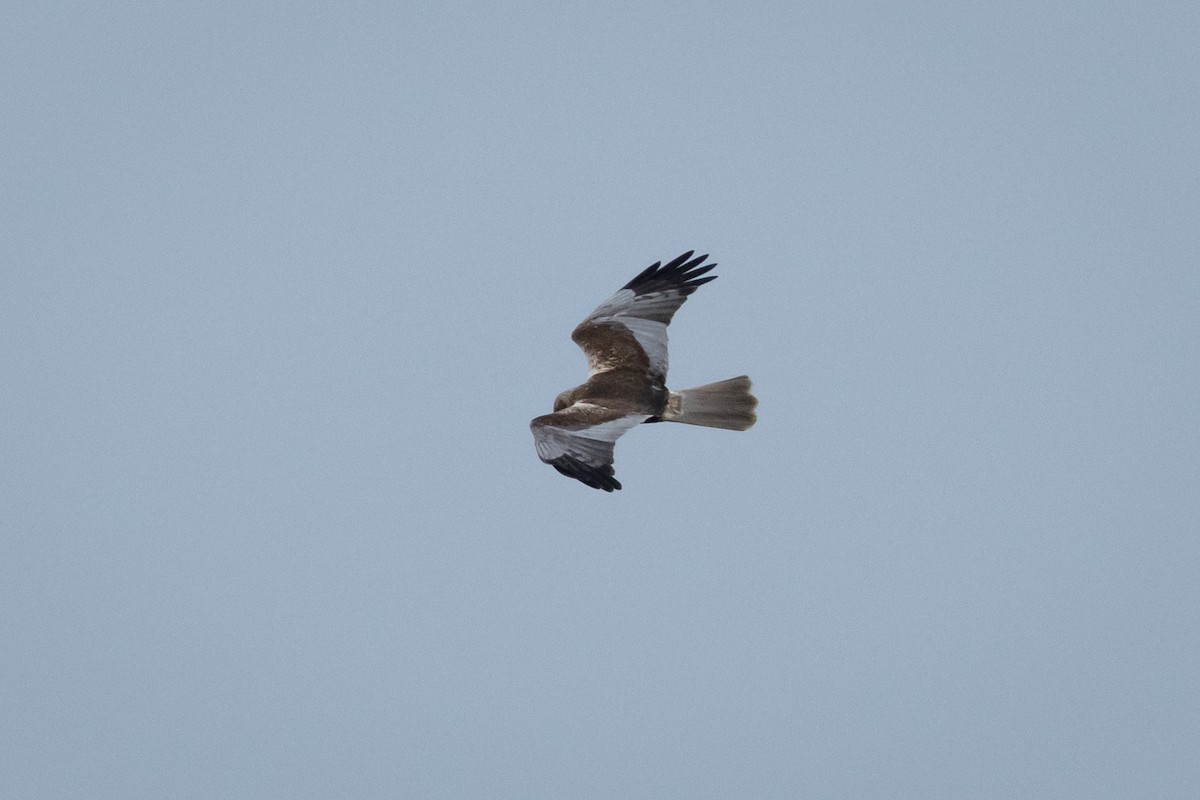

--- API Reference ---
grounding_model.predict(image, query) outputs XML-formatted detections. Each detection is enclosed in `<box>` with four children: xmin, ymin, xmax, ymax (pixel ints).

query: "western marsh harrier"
<box><xmin>530</xmin><ymin>251</ymin><xmax>757</xmax><ymax>491</ymax></box>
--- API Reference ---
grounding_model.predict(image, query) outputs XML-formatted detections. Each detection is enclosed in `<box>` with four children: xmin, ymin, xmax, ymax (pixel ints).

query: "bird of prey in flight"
<box><xmin>530</xmin><ymin>251</ymin><xmax>757</xmax><ymax>491</ymax></box>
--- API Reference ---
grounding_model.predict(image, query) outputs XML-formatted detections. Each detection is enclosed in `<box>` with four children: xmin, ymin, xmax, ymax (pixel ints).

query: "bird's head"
<box><xmin>553</xmin><ymin>389</ymin><xmax>576</xmax><ymax>412</ymax></box>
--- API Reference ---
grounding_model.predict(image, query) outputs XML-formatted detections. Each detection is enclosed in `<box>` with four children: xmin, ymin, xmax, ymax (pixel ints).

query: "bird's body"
<box><xmin>530</xmin><ymin>251</ymin><xmax>757</xmax><ymax>491</ymax></box>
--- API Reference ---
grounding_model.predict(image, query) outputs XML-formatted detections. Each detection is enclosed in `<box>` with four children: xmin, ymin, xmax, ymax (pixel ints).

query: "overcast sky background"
<box><xmin>3</xmin><ymin>2</ymin><xmax>1198</xmax><ymax>798</ymax></box>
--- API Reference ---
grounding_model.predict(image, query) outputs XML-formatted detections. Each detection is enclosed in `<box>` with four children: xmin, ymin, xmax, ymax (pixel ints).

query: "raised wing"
<box><xmin>529</xmin><ymin>402</ymin><xmax>650</xmax><ymax>491</ymax></box>
<box><xmin>571</xmin><ymin>251</ymin><xmax>716</xmax><ymax>379</ymax></box>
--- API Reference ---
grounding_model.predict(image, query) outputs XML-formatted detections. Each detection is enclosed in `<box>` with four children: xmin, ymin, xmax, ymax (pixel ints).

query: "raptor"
<box><xmin>530</xmin><ymin>251</ymin><xmax>757</xmax><ymax>491</ymax></box>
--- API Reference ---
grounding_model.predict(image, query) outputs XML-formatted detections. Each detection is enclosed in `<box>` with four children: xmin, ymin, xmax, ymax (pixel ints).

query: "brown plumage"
<box><xmin>530</xmin><ymin>251</ymin><xmax>757</xmax><ymax>491</ymax></box>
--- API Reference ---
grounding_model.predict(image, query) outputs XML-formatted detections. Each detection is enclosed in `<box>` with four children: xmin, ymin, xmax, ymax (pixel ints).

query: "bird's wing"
<box><xmin>570</xmin><ymin>251</ymin><xmax>716</xmax><ymax>379</ymax></box>
<box><xmin>529</xmin><ymin>402</ymin><xmax>650</xmax><ymax>491</ymax></box>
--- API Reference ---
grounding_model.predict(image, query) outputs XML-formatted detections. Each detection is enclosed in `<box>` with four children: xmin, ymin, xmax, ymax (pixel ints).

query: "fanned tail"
<box><xmin>659</xmin><ymin>376</ymin><xmax>757</xmax><ymax>431</ymax></box>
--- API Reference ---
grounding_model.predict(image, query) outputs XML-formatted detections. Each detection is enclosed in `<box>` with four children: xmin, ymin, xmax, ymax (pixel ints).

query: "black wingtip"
<box><xmin>548</xmin><ymin>455</ymin><xmax>622</xmax><ymax>491</ymax></box>
<box><xmin>622</xmin><ymin>250</ymin><xmax>718</xmax><ymax>293</ymax></box>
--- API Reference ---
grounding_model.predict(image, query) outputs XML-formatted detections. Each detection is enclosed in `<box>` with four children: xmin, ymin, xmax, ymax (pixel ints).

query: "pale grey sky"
<box><xmin>3</xmin><ymin>2</ymin><xmax>1198</xmax><ymax>798</ymax></box>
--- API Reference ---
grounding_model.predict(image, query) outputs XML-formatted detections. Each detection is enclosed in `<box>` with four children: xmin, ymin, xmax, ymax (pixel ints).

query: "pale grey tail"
<box><xmin>660</xmin><ymin>375</ymin><xmax>757</xmax><ymax>431</ymax></box>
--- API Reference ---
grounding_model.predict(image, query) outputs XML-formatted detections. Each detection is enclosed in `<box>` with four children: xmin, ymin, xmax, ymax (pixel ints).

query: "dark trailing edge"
<box><xmin>547</xmin><ymin>455</ymin><xmax>622</xmax><ymax>492</ymax></box>
<box><xmin>621</xmin><ymin>251</ymin><xmax>717</xmax><ymax>295</ymax></box>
